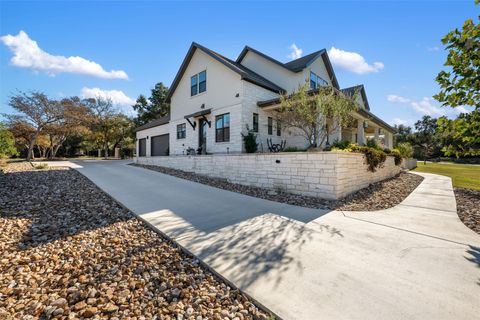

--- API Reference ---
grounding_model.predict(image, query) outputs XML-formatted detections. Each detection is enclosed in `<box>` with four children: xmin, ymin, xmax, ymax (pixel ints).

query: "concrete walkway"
<box><xmin>72</xmin><ymin>160</ymin><xmax>480</xmax><ymax>320</ymax></box>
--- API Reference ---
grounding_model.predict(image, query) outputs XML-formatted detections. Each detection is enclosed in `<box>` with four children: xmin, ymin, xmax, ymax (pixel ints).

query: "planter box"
<box><xmin>135</xmin><ymin>151</ymin><xmax>401</xmax><ymax>200</ymax></box>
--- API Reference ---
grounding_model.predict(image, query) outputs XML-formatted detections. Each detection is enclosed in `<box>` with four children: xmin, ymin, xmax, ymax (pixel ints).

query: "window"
<box><xmin>276</xmin><ymin>120</ymin><xmax>281</xmax><ymax>136</ymax></box>
<box><xmin>310</xmin><ymin>71</ymin><xmax>317</xmax><ymax>90</ymax></box>
<box><xmin>138</xmin><ymin>138</ymin><xmax>146</xmax><ymax>157</ymax></box>
<box><xmin>191</xmin><ymin>74</ymin><xmax>198</xmax><ymax>96</ymax></box>
<box><xmin>176</xmin><ymin>123</ymin><xmax>186</xmax><ymax>139</ymax></box>
<box><xmin>268</xmin><ymin>117</ymin><xmax>273</xmax><ymax>135</ymax></box>
<box><xmin>191</xmin><ymin>70</ymin><xmax>207</xmax><ymax>96</ymax></box>
<box><xmin>199</xmin><ymin>70</ymin><xmax>206</xmax><ymax>93</ymax></box>
<box><xmin>253</xmin><ymin>113</ymin><xmax>259</xmax><ymax>132</ymax></box>
<box><xmin>310</xmin><ymin>71</ymin><xmax>328</xmax><ymax>89</ymax></box>
<box><xmin>215</xmin><ymin>113</ymin><xmax>230</xmax><ymax>142</ymax></box>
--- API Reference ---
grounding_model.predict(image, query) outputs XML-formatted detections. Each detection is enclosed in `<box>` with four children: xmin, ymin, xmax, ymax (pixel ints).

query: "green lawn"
<box><xmin>413</xmin><ymin>162</ymin><xmax>480</xmax><ymax>190</ymax></box>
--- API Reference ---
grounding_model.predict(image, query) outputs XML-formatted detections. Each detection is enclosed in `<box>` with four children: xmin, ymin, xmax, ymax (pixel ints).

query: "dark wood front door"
<box><xmin>198</xmin><ymin>119</ymin><xmax>207</xmax><ymax>154</ymax></box>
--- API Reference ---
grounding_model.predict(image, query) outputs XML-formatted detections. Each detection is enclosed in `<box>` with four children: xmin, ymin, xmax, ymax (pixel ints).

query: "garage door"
<box><xmin>138</xmin><ymin>138</ymin><xmax>146</xmax><ymax>157</ymax></box>
<box><xmin>151</xmin><ymin>134</ymin><xmax>169</xmax><ymax>156</ymax></box>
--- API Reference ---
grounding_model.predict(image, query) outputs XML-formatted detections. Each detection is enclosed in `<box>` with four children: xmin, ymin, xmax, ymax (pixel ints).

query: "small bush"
<box><xmin>366</xmin><ymin>138</ymin><xmax>380</xmax><ymax>149</ymax></box>
<box><xmin>348</xmin><ymin>144</ymin><xmax>387</xmax><ymax>172</ymax></box>
<box><xmin>242</xmin><ymin>126</ymin><xmax>258</xmax><ymax>153</ymax></box>
<box><xmin>395</xmin><ymin>142</ymin><xmax>413</xmax><ymax>158</ymax></box>
<box><xmin>390</xmin><ymin>149</ymin><xmax>402</xmax><ymax>166</ymax></box>
<box><xmin>330</xmin><ymin>140</ymin><xmax>351</xmax><ymax>150</ymax></box>
<box><xmin>383</xmin><ymin>148</ymin><xmax>391</xmax><ymax>154</ymax></box>
<box><xmin>34</xmin><ymin>163</ymin><xmax>49</xmax><ymax>170</ymax></box>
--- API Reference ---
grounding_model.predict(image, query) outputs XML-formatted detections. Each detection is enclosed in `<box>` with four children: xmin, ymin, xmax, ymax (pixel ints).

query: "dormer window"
<box><xmin>191</xmin><ymin>70</ymin><xmax>207</xmax><ymax>96</ymax></box>
<box><xmin>310</xmin><ymin>71</ymin><xmax>328</xmax><ymax>89</ymax></box>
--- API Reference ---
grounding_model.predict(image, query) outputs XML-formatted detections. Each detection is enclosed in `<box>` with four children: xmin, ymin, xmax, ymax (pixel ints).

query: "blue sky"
<box><xmin>0</xmin><ymin>1</ymin><xmax>476</xmax><ymax>126</ymax></box>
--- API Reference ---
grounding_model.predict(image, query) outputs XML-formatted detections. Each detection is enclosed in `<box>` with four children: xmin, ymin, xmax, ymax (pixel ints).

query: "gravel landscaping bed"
<box><xmin>0</xmin><ymin>162</ymin><xmax>272</xmax><ymax>319</ymax></box>
<box><xmin>454</xmin><ymin>188</ymin><xmax>480</xmax><ymax>235</ymax></box>
<box><xmin>132</xmin><ymin>164</ymin><xmax>424</xmax><ymax>211</ymax></box>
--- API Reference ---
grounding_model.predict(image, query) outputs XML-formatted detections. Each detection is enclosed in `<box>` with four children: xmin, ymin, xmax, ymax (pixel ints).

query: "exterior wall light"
<box><xmin>363</xmin><ymin>121</ymin><xmax>369</xmax><ymax>129</ymax></box>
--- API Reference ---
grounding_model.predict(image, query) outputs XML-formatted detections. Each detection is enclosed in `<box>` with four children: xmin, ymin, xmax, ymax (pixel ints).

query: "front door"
<box><xmin>198</xmin><ymin>119</ymin><xmax>207</xmax><ymax>154</ymax></box>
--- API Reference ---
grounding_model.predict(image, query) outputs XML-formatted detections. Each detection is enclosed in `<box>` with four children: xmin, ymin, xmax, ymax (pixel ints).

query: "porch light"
<box><xmin>363</xmin><ymin>121</ymin><xmax>369</xmax><ymax>129</ymax></box>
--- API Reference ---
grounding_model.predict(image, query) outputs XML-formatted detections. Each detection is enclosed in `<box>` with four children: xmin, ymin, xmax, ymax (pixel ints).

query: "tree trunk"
<box><xmin>26</xmin><ymin>131</ymin><xmax>39</xmax><ymax>161</ymax></box>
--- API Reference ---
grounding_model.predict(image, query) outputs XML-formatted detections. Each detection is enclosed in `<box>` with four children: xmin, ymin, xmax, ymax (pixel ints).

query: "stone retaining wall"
<box><xmin>135</xmin><ymin>152</ymin><xmax>402</xmax><ymax>199</ymax></box>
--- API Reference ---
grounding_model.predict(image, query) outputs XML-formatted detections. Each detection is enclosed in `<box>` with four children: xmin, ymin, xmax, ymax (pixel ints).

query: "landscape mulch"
<box><xmin>133</xmin><ymin>164</ymin><xmax>424</xmax><ymax>211</ymax></box>
<box><xmin>0</xmin><ymin>163</ymin><xmax>271</xmax><ymax>320</ymax></box>
<box><xmin>454</xmin><ymin>188</ymin><xmax>480</xmax><ymax>235</ymax></box>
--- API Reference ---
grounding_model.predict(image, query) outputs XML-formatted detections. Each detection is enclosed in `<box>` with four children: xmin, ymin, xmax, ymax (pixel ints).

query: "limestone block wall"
<box><xmin>135</xmin><ymin>151</ymin><xmax>401</xmax><ymax>200</ymax></box>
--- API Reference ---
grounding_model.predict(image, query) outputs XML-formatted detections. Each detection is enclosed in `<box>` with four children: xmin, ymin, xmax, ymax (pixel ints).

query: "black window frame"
<box><xmin>138</xmin><ymin>138</ymin><xmax>146</xmax><ymax>157</ymax></box>
<box><xmin>198</xmin><ymin>70</ymin><xmax>207</xmax><ymax>93</ymax></box>
<box><xmin>268</xmin><ymin>117</ymin><xmax>273</xmax><ymax>135</ymax></box>
<box><xmin>191</xmin><ymin>70</ymin><xmax>206</xmax><ymax>96</ymax></box>
<box><xmin>176</xmin><ymin>123</ymin><xmax>186</xmax><ymax>139</ymax></box>
<box><xmin>191</xmin><ymin>74</ymin><xmax>198</xmax><ymax>96</ymax></box>
<box><xmin>310</xmin><ymin>71</ymin><xmax>317</xmax><ymax>90</ymax></box>
<box><xmin>215</xmin><ymin>113</ymin><xmax>230</xmax><ymax>142</ymax></box>
<box><xmin>253</xmin><ymin>113</ymin><xmax>259</xmax><ymax>133</ymax></box>
<box><xmin>276</xmin><ymin>119</ymin><xmax>281</xmax><ymax>136</ymax></box>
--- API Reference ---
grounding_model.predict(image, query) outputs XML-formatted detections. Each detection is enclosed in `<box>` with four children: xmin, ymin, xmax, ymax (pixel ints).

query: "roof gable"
<box><xmin>236</xmin><ymin>46</ymin><xmax>340</xmax><ymax>89</ymax></box>
<box><xmin>341</xmin><ymin>85</ymin><xmax>370</xmax><ymax>111</ymax></box>
<box><xmin>166</xmin><ymin>43</ymin><xmax>284</xmax><ymax>103</ymax></box>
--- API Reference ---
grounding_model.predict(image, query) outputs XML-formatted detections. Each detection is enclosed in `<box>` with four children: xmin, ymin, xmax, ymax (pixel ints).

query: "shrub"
<box><xmin>390</xmin><ymin>149</ymin><xmax>403</xmax><ymax>166</ymax></box>
<box><xmin>34</xmin><ymin>163</ymin><xmax>49</xmax><ymax>170</ymax></box>
<box><xmin>348</xmin><ymin>144</ymin><xmax>387</xmax><ymax>172</ymax></box>
<box><xmin>242</xmin><ymin>126</ymin><xmax>258</xmax><ymax>153</ymax></box>
<box><xmin>330</xmin><ymin>140</ymin><xmax>351</xmax><ymax>150</ymax></box>
<box><xmin>366</xmin><ymin>138</ymin><xmax>380</xmax><ymax>149</ymax></box>
<box><xmin>395</xmin><ymin>142</ymin><xmax>414</xmax><ymax>158</ymax></box>
<box><xmin>383</xmin><ymin>148</ymin><xmax>391</xmax><ymax>154</ymax></box>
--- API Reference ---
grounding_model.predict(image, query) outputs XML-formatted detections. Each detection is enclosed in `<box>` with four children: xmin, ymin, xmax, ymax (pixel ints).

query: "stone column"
<box><xmin>114</xmin><ymin>148</ymin><xmax>120</xmax><ymax>159</ymax></box>
<box><xmin>97</xmin><ymin>149</ymin><xmax>101</xmax><ymax>157</ymax></box>
<box><xmin>374</xmin><ymin>127</ymin><xmax>380</xmax><ymax>142</ymax></box>
<box><xmin>357</xmin><ymin>120</ymin><xmax>365</xmax><ymax>145</ymax></box>
<box><xmin>330</xmin><ymin>120</ymin><xmax>342</xmax><ymax>144</ymax></box>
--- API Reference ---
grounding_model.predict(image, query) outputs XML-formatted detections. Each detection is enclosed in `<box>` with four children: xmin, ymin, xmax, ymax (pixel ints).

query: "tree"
<box><xmin>434</xmin><ymin>4</ymin><xmax>480</xmax><ymax>110</ymax></box>
<box><xmin>394</xmin><ymin>124</ymin><xmax>414</xmax><ymax>145</ymax></box>
<box><xmin>83</xmin><ymin>98</ymin><xmax>117</xmax><ymax>158</ymax></box>
<box><xmin>277</xmin><ymin>84</ymin><xmax>357</xmax><ymax>149</ymax></box>
<box><xmin>437</xmin><ymin>111</ymin><xmax>480</xmax><ymax>157</ymax></box>
<box><xmin>43</xmin><ymin>97</ymin><xmax>91</xmax><ymax>158</ymax></box>
<box><xmin>6</xmin><ymin>92</ymin><xmax>64</xmax><ymax>160</ymax></box>
<box><xmin>7</xmin><ymin>119</ymin><xmax>36</xmax><ymax>158</ymax></box>
<box><xmin>0</xmin><ymin>122</ymin><xmax>17</xmax><ymax>159</ymax></box>
<box><xmin>132</xmin><ymin>82</ymin><xmax>169</xmax><ymax>126</ymax></box>
<box><xmin>412</xmin><ymin>115</ymin><xmax>440</xmax><ymax>163</ymax></box>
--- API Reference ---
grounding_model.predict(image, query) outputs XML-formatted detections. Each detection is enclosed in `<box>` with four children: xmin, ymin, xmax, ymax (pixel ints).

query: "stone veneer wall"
<box><xmin>135</xmin><ymin>151</ymin><xmax>402</xmax><ymax>200</ymax></box>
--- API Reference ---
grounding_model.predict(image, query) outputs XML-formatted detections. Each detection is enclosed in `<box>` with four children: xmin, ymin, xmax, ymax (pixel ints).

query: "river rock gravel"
<box><xmin>132</xmin><ymin>164</ymin><xmax>424</xmax><ymax>211</ymax></box>
<box><xmin>0</xmin><ymin>162</ymin><xmax>271</xmax><ymax>319</ymax></box>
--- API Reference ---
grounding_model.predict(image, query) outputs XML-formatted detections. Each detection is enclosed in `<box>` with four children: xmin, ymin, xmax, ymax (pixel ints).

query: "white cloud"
<box><xmin>81</xmin><ymin>87</ymin><xmax>135</xmax><ymax>106</ymax></box>
<box><xmin>410</xmin><ymin>97</ymin><xmax>447</xmax><ymax>116</ymax></box>
<box><xmin>387</xmin><ymin>94</ymin><xmax>471</xmax><ymax>118</ymax></box>
<box><xmin>427</xmin><ymin>46</ymin><xmax>440</xmax><ymax>52</ymax></box>
<box><xmin>1</xmin><ymin>30</ymin><xmax>128</xmax><ymax>79</ymax></box>
<box><xmin>392</xmin><ymin>118</ymin><xmax>409</xmax><ymax>126</ymax></box>
<box><xmin>287</xmin><ymin>43</ymin><xmax>303</xmax><ymax>60</ymax></box>
<box><xmin>328</xmin><ymin>47</ymin><xmax>384</xmax><ymax>74</ymax></box>
<box><xmin>387</xmin><ymin>94</ymin><xmax>411</xmax><ymax>103</ymax></box>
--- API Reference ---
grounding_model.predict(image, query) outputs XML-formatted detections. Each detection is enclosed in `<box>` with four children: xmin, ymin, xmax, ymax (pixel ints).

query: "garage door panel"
<box><xmin>151</xmin><ymin>134</ymin><xmax>169</xmax><ymax>156</ymax></box>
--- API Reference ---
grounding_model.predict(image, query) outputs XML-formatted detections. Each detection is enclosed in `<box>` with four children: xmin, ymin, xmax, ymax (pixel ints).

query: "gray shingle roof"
<box><xmin>134</xmin><ymin>115</ymin><xmax>170</xmax><ymax>132</ymax></box>
<box><xmin>236</xmin><ymin>46</ymin><xmax>339</xmax><ymax>88</ymax></box>
<box><xmin>165</xmin><ymin>43</ymin><xmax>285</xmax><ymax>103</ymax></box>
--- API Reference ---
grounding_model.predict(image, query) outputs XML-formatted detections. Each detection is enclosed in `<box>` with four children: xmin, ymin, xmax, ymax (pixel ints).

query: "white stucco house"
<box><xmin>135</xmin><ymin>42</ymin><xmax>395</xmax><ymax>157</ymax></box>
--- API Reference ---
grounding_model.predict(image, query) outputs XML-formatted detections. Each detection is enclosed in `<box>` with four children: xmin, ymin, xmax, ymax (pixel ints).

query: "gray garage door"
<box><xmin>151</xmin><ymin>134</ymin><xmax>169</xmax><ymax>156</ymax></box>
<box><xmin>138</xmin><ymin>138</ymin><xmax>147</xmax><ymax>157</ymax></box>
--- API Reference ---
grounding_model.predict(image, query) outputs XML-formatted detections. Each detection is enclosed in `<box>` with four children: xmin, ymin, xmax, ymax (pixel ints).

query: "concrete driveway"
<box><xmin>72</xmin><ymin>160</ymin><xmax>480</xmax><ymax>320</ymax></box>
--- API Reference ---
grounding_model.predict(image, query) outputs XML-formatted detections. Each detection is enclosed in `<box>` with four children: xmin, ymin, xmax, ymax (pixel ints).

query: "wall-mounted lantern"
<box><xmin>363</xmin><ymin>121</ymin><xmax>369</xmax><ymax>129</ymax></box>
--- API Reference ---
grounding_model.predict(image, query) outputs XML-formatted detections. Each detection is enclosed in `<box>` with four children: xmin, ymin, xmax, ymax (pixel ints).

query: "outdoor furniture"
<box><xmin>267</xmin><ymin>138</ymin><xmax>286</xmax><ymax>152</ymax></box>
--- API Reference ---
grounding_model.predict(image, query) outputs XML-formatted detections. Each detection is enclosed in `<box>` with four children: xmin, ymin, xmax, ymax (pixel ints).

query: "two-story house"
<box><xmin>135</xmin><ymin>42</ymin><xmax>395</xmax><ymax>157</ymax></box>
